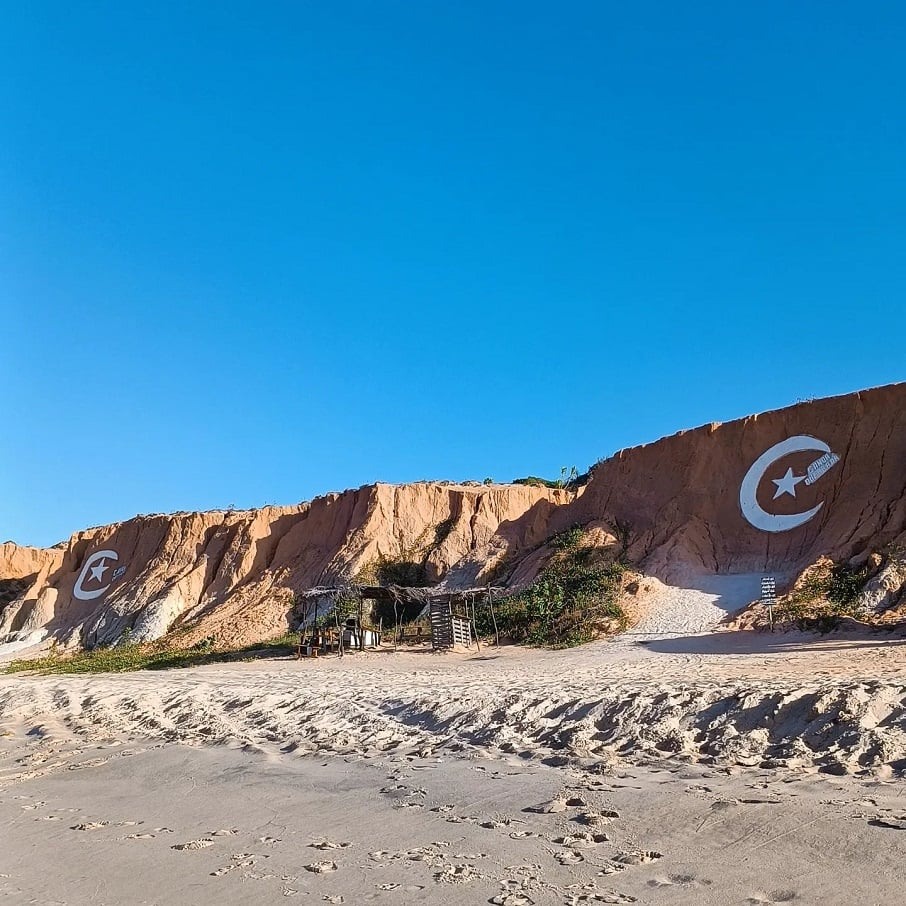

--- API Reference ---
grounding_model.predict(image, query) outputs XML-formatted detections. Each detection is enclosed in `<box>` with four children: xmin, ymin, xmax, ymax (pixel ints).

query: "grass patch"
<box><xmin>3</xmin><ymin>633</ymin><xmax>300</xmax><ymax>675</ymax></box>
<box><xmin>476</xmin><ymin>527</ymin><xmax>628</xmax><ymax>647</ymax></box>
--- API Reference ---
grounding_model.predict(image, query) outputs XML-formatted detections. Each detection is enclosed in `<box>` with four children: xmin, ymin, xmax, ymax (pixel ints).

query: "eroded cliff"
<box><xmin>3</xmin><ymin>383</ymin><xmax>905</xmax><ymax>654</ymax></box>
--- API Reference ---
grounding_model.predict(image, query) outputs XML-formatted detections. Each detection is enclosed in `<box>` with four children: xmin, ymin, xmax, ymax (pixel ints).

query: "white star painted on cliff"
<box><xmin>772</xmin><ymin>467</ymin><xmax>806</xmax><ymax>500</ymax></box>
<box><xmin>88</xmin><ymin>558</ymin><xmax>109</xmax><ymax>584</ymax></box>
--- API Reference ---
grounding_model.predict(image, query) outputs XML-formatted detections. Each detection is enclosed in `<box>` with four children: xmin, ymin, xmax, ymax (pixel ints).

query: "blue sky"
<box><xmin>3</xmin><ymin>2</ymin><xmax>904</xmax><ymax>547</ymax></box>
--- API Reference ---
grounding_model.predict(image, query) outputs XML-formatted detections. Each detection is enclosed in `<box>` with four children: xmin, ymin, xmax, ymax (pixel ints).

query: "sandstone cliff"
<box><xmin>2</xmin><ymin>383</ymin><xmax>905</xmax><ymax>654</ymax></box>
<box><xmin>562</xmin><ymin>382</ymin><xmax>906</xmax><ymax>582</ymax></box>
<box><xmin>0</xmin><ymin>483</ymin><xmax>569</xmax><ymax>651</ymax></box>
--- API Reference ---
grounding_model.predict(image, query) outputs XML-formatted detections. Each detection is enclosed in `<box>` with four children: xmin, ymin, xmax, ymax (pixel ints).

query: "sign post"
<box><xmin>761</xmin><ymin>576</ymin><xmax>776</xmax><ymax>632</ymax></box>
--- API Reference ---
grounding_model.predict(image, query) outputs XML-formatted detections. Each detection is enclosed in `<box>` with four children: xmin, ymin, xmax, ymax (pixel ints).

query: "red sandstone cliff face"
<box><xmin>0</xmin><ymin>483</ymin><xmax>569</xmax><ymax>651</ymax></box>
<box><xmin>563</xmin><ymin>383</ymin><xmax>906</xmax><ymax>583</ymax></box>
<box><xmin>2</xmin><ymin>384</ymin><xmax>904</xmax><ymax>654</ymax></box>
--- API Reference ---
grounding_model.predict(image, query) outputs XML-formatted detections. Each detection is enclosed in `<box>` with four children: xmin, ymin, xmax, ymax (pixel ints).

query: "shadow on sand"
<box><xmin>640</xmin><ymin>627</ymin><xmax>906</xmax><ymax>656</ymax></box>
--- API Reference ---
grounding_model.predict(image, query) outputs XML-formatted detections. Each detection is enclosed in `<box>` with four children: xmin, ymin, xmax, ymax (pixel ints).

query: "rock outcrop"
<box><xmin>2</xmin><ymin>383</ymin><xmax>904</xmax><ymax>654</ymax></box>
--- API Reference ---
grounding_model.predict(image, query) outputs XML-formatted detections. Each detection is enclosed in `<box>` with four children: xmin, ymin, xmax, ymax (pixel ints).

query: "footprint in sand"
<box><xmin>211</xmin><ymin>856</ymin><xmax>256</xmax><ymax>877</ymax></box>
<box><xmin>574</xmin><ymin>810</ymin><xmax>619</xmax><ymax>826</ymax></box>
<box><xmin>71</xmin><ymin>821</ymin><xmax>109</xmax><ymax>831</ymax></box>
<box><xmin>553</xmin><ymin>832</ymin><xmax>609</xmax><ymax>846</ymax></box>
<box><xmin>567</xmin><ymin>894</ymin><xmax>636</xmax><ymax>905</ymax></box>
<box><xmin>508</xmin><ymin>831</ymin><xmax>538</xmax><ymax>839</ymax></box>
<box><xmin>554</xmin><ymin>850</ymin><xmax>585</xmax><ymax>865</ymax></box>
<box><xmin>489</xmin><ymin>894</ymin><xmax>535</xmax><ymax>905</ymax></box>
<box><xmin>123</xmin><ymin>833</ymin><xmax>155</xmax><ymax>840</ymax></box>
<box><xmin>648</xmin><ymin>873</ymin><xmax>712</xmax><ymax>889</ymax></box>
<box><xmin>171</xmin><ymin>839</ymin><xmax>215</xmax><ymax>851</ymax></box>
<box><xmin>210</xmin><ymin>828</ymin><xmax>239</xmax><ymax>837</ymax></box>
<box><xmin>304</xmin><ymin>860</ymin><xmax>338</xmax><ymax>873</ymax></box>
<box><xmin>310</xmin><ymin>840</ymin><xmax>351</xmax><ymax>850</ymax></box>
<box><xmin>746</xmin><ymin>891</ymin><xmax>797</xmax><ymax>904</ymax></box>
<box><xmin>524</xmin><ymin>797</ymin><xmax>567</xmax><ymax>814</ymax></box>
<box><xmin>613</xmin><ymin>850</ymin><xmax>662</xmax><ymax>866</ymax></box>
<box><xmin>433</xmin><ymin>863</ymin><xmax>481</xmax><ymax>884</ymax></box>
<box><xmin>597</xmin><ymin>864</ymin><xmax>627</xmax><ymax>876</ymax></box>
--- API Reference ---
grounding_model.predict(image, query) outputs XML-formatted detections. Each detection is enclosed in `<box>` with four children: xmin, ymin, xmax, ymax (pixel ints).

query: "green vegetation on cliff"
<box><xmin>477</xmin><ymin>526</ymin><xmax>628</xmax><ymax>647</ymax></box>
<box><xmin>779</xmin><ymin>561</ymin><xmax>871</xmax><ymax>631</ymax></box>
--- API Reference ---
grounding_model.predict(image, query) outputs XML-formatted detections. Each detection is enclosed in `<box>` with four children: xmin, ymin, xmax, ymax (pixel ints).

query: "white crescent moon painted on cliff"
<box><xmin>739</xmin><ymin>436</ymin><xmax>830</xmax><ymax>533</ymax></box>
<box><xmin>73</xmin><ymin>549</ymin><xmax>119</xmax><ymax>601</ymax></box>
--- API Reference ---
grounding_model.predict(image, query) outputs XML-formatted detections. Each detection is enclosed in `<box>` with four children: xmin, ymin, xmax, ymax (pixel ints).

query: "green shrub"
<box><xmin>513</xmin><ymin>476</ymin><xmax>560</xmax><ymax>489</ymax></box>
<box><xmin>512</xmin><ymin>468</ymin><xmax>589</xmax><ymax>490</ymax></box>
<box><xmin>477</xmin><ymin>528</ymin><xmax>627</xmax><ymax>647</ymax></box>
<box><xmin>780</xmin><ymin>561</ymin><xmax>871</xmax><ymax>631</ymax></box>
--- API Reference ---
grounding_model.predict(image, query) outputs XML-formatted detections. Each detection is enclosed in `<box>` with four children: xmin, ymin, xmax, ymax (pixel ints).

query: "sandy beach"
<box><xmin>4</xmin><ymin>629</ymin><xmax>906</xmax><ymax>904</ymax></box>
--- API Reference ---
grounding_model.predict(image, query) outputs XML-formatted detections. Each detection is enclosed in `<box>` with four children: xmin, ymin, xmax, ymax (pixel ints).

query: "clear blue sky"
<box><xmin>3</xmin><ymin>2</ymin><xmax>904</xmax><ymax>547</ymax></box>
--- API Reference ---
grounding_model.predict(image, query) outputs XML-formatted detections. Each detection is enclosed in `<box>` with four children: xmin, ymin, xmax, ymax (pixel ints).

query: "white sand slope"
<box><xmin>626</xmin><ymin>573</ymin><xmax>766</xmax><ymax>638</ymax></box>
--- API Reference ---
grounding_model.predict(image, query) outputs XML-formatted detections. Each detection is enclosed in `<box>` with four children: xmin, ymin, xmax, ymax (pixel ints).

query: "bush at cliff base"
<box><xmin>477</xmin><ymin>529</ymin><xmax>628</xmax><ymax>647</ymax></box>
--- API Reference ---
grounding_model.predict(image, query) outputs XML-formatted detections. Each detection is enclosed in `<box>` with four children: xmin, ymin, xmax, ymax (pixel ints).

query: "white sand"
<box><xmin>3</xmin><ymin>716</ymin><xmax>906</xmax><ymax>904</ymax></box>
<box><xmin>3</xmin><ymin>583</ymin><xmax>906</xmax><ymax>903</ymax></box>
<box><xmin>3</xmin><ymin>626</ymin><xmax>906</xmax><ymax>772</ymax></box>
<box><xmin>624</xmin><ymin>573</ymin><xmax>766</xmax><ymax>638</ymax></box>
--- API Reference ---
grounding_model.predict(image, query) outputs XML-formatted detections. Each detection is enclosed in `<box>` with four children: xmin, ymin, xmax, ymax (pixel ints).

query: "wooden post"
<box><xmin>487</xmin><ymin>584</ymin><xmax>500</xmax><ymax>648</ymax></box>
<box><xmin>335</xmin><ymin>603</ymin><xmax>344</xmax><ymax>657</ymax></box>
<box><xmin>357</xmin><ymin>593</ymin><xmax>365</xmax><ymax>652</ymax></box>
<box><xmin>393</xmin><ymin>593</ymin><xmax>400</xmax><ymax>651</ymax></box>
<box><xmin>470</xmin><ymin>593</ymin><xmax>481</xmax><ymax>651</ymax></box>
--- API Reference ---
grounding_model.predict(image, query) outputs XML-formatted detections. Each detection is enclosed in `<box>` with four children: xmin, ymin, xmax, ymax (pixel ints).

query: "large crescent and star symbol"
<box><xmin>73</xmin><ymin>549</ymin><xmax>121</xmax><ymax>601</ymax></box>
<box><xmin>739</xmin><ymin>435</ymin><xmax>841</xmax><ymax>533</ymax></box>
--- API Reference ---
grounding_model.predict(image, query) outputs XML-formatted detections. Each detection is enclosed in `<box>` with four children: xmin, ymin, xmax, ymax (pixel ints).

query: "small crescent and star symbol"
<box><xmin>739</xmin><ymin>435</ymin><xmax>841</xmax><ymax>533</ymax></box>
<box><xmin>73</xmin><ymin>550</ymin><xmax>127</xmax><ymax>601</ymax></box>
